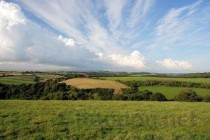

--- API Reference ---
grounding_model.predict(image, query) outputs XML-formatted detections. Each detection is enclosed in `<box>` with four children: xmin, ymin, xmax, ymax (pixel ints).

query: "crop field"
<box><xmin>102</xmin><ymin>76</ymin><xmax>210</xmax><ymax>84</ymax></box>
<box><xmin>63</xmin><ymin>78</ymin><xmax>128</xmax><ymax>91</ymax></box>
<box><xmin>0</xmin><ymin>100</ymin><xmax>210</xmax><ymax>139</ymax></box>
<box><xmin>139</xmin><ymin>86</ymin><xmax>210</xmax><ymax>100</ymax></box>
<box><xmin>0</xmin><ymin>75</ymin><xmax>35</xmax><ymax>84</ymax></box>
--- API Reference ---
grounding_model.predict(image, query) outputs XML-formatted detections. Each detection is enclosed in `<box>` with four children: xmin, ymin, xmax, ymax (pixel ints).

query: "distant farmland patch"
<box><xmin>103</xmin><ymin>76</ymin><xmax>210</xmax><ymax>84</ymax></box>
<box><xmin>139</xmin><ymin>86</ymin><xmax>210</xmax><ymax>100</ymax></box>
<box><xmin>63</xmin><ymin>78</ymin><xmax>128</xmax><ymax>92</ymax></box>
<box><xmin>0</xmin><ymin>75</ymin><xmax>35</xmax><ymax>84</ymax></box>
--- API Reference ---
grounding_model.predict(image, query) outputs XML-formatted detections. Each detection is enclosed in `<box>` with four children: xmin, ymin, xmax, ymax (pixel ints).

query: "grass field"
<box><xmin>139</xmin><ymin>86</ymin><xmax>210</xmax><ymax>100</ymax></box>
<box><xmin>102</xmin><ymin>76</ymin><xmax>210</xmax><ymax>84</ymax></box>
<box><xmin>63</xmin><ymin>78</ymin><xmax>128</xmax><ymax>92</ymax></box>
<box><xmin>0</xmin><ymin>100</ymin><xmax>210</xmax><ymax>139</ymax></box>
<box><xmin>36</xmin><ymin>74</ymin><xmax>63</xmax><ymax>81</ymax></box>
<box><xmin>0</xmin><ymin>75</ymin><xmax>35</xmax><ymax>84</ymax></box>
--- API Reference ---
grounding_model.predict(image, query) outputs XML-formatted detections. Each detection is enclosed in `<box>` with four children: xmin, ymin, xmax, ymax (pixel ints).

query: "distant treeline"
<box><xmin>137</xmin><ymin>72</ymin><xmax>210</xmax><ymax>78</ymax></box>
<box><xmin>63</xmin><ymin>72</ymin><xmax>129</xmax><ymax>79</ymax></box>
<box><xmin>121</xmin><ymin>80</ymin><xmax>210</xmax><ymax>89</ymax></box>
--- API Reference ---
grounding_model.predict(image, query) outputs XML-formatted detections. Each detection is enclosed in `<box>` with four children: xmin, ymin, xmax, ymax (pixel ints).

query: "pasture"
<box><xmin>139</xmin><ymin>86</ymin><xmax>210</xmax><ymax>100</ymax></box>
<box><xmin>0</xmin><ymin>100</ymin><xmax>210</xmax><ymax>139</ymax></box>
<box><xmin>63</xmin><ymin>78</ymin><xmax>128</xmax><ymax>92</ymax></box>
<box><xmin>0</xmin><ymin>75</ymin><xmax>35</xmax><ymax>84</ymax></box>
<box><xmin>103</xmin><ymin>76</ymin><xmax>210</xmax><ymax>84</ymax></box>
<box><xmin>36</xmin><ymin>73</ymin><xmax>63</xmax><ymax>81</ymax></box>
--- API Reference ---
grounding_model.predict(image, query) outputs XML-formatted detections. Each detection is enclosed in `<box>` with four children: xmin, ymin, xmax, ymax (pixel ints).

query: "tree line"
<box><xmin>0</xmin><ymin>80</ymin><xmax>210</xmax><ymax>102</ymax></box>
<box><xmin>122</xmin><ymin>80</ymin><xmax>210</xmax><ymax>89</ymax></box>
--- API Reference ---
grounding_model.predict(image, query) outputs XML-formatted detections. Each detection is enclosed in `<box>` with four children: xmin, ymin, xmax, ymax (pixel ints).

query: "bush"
<box><xmin>203</xmin><ymin>95</ymin><xmax>210</xmax><ymax>102</ymax></box>
<box><xmin>175</xmin><ymin>89</ymin><xmax>202</xmax><ymax>102</ymax></box>
<box><xmin>150</xmin><ymin>92</ymin><xmax>167</xmax><ymax>101</ymax></box>
<box><xmin>112</xmin><ymin>94</ymin><xmax>122</xmax><ymax>100</ymax></box>
<box><xmin>139</xmin><ymin>90</ymin><xmax>153</xmax><ymax>100</ymax></box>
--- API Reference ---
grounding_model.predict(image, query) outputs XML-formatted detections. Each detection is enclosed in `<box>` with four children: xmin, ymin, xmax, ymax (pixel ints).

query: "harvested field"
<box><xmin>63</xmin><ymin>78</ymin><xmax>128</xmax><ymax>92</ymax></box>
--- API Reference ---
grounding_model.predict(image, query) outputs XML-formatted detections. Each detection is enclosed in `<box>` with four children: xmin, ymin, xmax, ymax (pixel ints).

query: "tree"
<box><xmin>150</xmin><ymin>92</ymin><xmax>167</xmax><ymax>101</ymax></box>
<box><xmin>140</xmin><ymin>90</ymin><xmax>153</xmax><ymax>100</ymax></box>
<box><xmin>175</xmin><ymin>89</ymin><xmax>202</xmax><ymax>102</ymax></box>
<box><xmin>203</xmin><ymin>95</ymin><xmax>210</xmax><ymax>102</ymax></box>
<box><xmin>130</xmin><ymin>82</ymin><xmax>139</xmax><ymax>93</ymax></box>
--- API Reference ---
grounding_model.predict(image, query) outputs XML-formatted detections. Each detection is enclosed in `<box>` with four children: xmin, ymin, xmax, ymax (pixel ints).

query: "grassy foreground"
<box><xmin>139</xmin><ymin>86</ymin><xmax>210</xmax><ymax>100</ymax></box>
<box><xmin>0</xmin><ymin>101</ymin><xmax>210</xmax><ymax>139</ymax></box>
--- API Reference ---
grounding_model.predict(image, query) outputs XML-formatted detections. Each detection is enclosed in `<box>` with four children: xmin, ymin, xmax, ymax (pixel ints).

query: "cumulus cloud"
<box><xmin>156</xmin><ymin>59</ymin><xmax>192</xmax><ymax>69</ymax></box>
<box><xmin>58</xmin><ymin>35</ymin><xmax>75</xmax><ymax>47</ymax></box>
<box><xmin>109</xmin><ymin>51</ymin><xmax>146</xmax><ymax>68</ymax></box>
<box><xmin>0</xmin><ymin>1</ymin><xmax>102</xmax><ymax>70</ymax></box>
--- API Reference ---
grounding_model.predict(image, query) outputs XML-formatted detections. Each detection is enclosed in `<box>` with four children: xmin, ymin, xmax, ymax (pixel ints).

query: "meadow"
<box><xmin>0</xmin><ymin>75</ymin><xmax>35</xmax><ymax>85</ymax></box>
<box><xmin>0</xmin><ymin>100</ymin><xmax>210</xmax><ymax>139</ymax></box>
<box><xmin>36</xmin><ymin>73</ymin><xmax>63</xmax><ymax>81</ymax></box>
<box><xmin>0</xmin><ymin>73</ymin><xmax>63</xmax><ymax>85</ymax></box>
<box><xmin>102</xmin><ymin>76</ymin><xmax>210</xmax><ymax>84</ymax></box>
<box><xmin>139</xmin><ymin>86</ymin><xmax>210</xmax><ymax>100</ymax></box>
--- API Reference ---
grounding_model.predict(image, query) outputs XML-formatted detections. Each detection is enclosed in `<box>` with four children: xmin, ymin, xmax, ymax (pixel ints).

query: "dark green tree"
<box><xmin>150</xmin><ymin>92</ymin><xmax>167</xmax><ymax>101</ymax></box>
<box><xmin>175</xmin><ymin>89</ymin><xmax>202</xmax><ymax>102</ymax></box>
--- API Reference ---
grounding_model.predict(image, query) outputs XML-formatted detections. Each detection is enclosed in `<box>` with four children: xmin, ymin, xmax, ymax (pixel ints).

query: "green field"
<box><xmin>0</xmin><ymin>75</ymin><xmax>35</xmax><ymax>84</ymax></box>
<box><xmin>103</xmin><ymin>76</ymin><xmax>210</xmax><ymax>84</ymax></box>
<box><xmin>0</xmin><ymin>101</ymin><xmax>210</xmax><ymax>139</ymax></box>
<box><xmin>139</xmin><ymin>86</ymin><xmax>210</xmax><ymax>100</ymax></box>
<box><xmin>0</xmin><ymin>74</ymin><xmax>63</xmax><ymax>84</ymax></box>
<box><xmin>36</xmin><ymin>74</ymin><xmax>63</xmax><ymax>81</ymax></box>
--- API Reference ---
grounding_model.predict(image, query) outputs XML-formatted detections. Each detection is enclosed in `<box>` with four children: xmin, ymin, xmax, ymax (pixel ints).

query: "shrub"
<box><xmin>150</xmin><ymin>92</ymin><xmax>167</xmax><ymax>101</ymax></box>
<box><xmin>175</xmin><ymin>89</ymin><xmax>202</xmax><ymax>102</ymax></box>
<box><xmin>112</xmin><ymin>94</ymin><xmax>122</xmax><ymax>100</ymax></box>
<box><xmin>139</xmin><ymin>90</ymin><xmax>153</xmax><ymax>100</ymax></box>
<box><xmin>203</xmin><ymin>95</ymin><xmax>210</xmax><ymax>102</ymax></box>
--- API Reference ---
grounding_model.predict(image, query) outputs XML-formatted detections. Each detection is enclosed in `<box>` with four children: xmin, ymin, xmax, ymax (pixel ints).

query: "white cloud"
<box><xmin>151</xmin><ymin>0</ymin><xmax>206</xmax><ymax>50</ymax></box>
<box><xmin>129</xmin><ymin>0</ymin><xmax>153</xmax><ymax>27</ymax></box>
<box><xmin>156</xmin><ymin>59</ymin><xmax>192</xmax><ymax>69</ymax></box>
<box><xmin>0</xmin><ymin>1</ymin><xmax>26</xmax><ymax>29</ymax></box>
<box><xmin>109</xmin><ymin>51</ymin><xmax>145</xmax><ymax>68</ymax></box>
<box><xmin>103</xmin><ymin>0</ymin><xmax>127</xmax><ymax>30</ymax></box>
<box><xmin>0</xmin><ymin>1</ymin><xmax>102</xmax><ymax>70</ymax></box>
<box><xmin>0</xmin><ymin>1</ymin><xmax>148</xmax><ymax>71</ymax></box>
<box><xmin>156</xmin><ymin>0</ymin><xmax>202</xmax><ymax>37</ymax></box>
<box><xmin>0</xmin><ymin>61</ymin><xmax>74</xmax><ymax>71</ymax></box>
<box><xmin>58</xmin><ymin>35</ymin><xmax>75</xmax><ymax>47</ymax></box>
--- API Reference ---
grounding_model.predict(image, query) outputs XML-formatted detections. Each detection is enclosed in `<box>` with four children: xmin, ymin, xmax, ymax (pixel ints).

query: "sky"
<box><xmin>0</xmin><ymin>0</ymin><xmax>210</xmax><ymax>72</ymax></box>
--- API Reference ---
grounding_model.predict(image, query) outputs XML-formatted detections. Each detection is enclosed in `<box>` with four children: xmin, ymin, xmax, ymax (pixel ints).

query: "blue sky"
<box><xmin>0</xmin><ymin>0</ymin><xmax>210</xmax><ymax>72</ymax></box>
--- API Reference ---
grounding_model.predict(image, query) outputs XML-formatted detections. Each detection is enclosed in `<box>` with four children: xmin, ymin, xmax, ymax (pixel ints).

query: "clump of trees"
<box><xmin>115</xmin><ymin>88</ymin><xmax>167</xmax><ymax>101</ymax></box>
<box><xmin>150</xmin><ymin>92</ymin><xmax>167</xmax><ymax>101</ymax></box>
<box><xmin>0</xmin><ymin>81</ymin><xmax>114</xmax><ymax>100</ymax></box>
<box><xmin>202</xmin><ymin>95</ymin><xmax>210</xmax><ymax>102</ymax></box>
<box><xmin>175</xmin><ymin>89</ymin><xmax>202</xmax><ymax>102</ymax></box>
